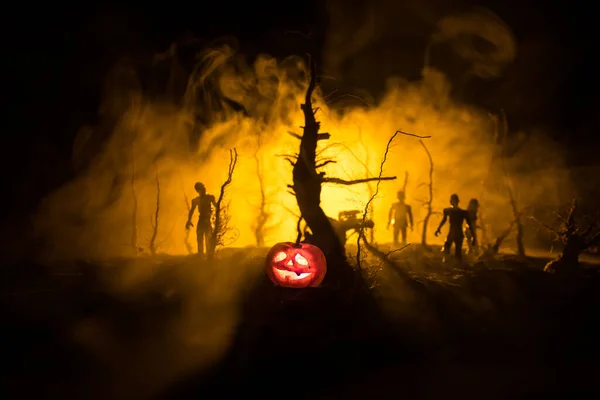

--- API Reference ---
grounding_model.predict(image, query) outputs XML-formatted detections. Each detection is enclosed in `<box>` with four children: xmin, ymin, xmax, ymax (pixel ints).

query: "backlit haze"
<box><xmin>34</xmin><ymin>7</ymin><xmax>571</xmax><ymax>262</ymax></box>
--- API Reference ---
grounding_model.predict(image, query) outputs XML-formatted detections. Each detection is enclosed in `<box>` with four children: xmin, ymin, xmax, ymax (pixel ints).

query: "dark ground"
<box><xmin>4</xmin><ymin>1</ymin><xmax>600</xmax><ymax>398</ymax></box>
<box><xmin>2</xmin><ymin>246</ymin><xmax>600</xmax><ymax>399</ymax></box>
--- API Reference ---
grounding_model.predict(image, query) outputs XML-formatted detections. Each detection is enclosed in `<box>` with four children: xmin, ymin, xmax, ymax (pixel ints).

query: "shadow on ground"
<box><xmin>2</xmin><ymin>246</ymin><xmax>600</xmax><ymax>399</ymax></box>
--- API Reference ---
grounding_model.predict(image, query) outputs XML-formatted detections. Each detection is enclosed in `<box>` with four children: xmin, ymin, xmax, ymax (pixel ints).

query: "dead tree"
<box><xmin>417</xmin><ymin>140</ymin><xmax>435</xmax><ymax>247</ymax></box>
<box><xmin>491</xmin><ymin>110</ymin><xmax>526</xmax><ymax>257</ymax></box>
<box><xmin>357</xmin><ymin>130</ymin><xmax>402</xmax><ymax>269</ymax></box>
<box><xmin>131</xmin><ymin>141</ymin><xmax>139</xmax><ymax>255</ymax></box>
<box><xmin>543</xmin><ymin>200</ymin><xmax>600</xmax><ymax>275</ymax></box>
<box><xmin>476</xmin><ymin>220</ymin><xmax>515</xmax><ymax>261</ymax></box>
<box><xmin>355</xmin><ymin>131</ymin><xmax>429</xmax><ymax>291</ymax></box>
<box><xmin>149</xmin><ymin>163</ymin><xmax>160</xmax><ymax>255</ymax></box>
<box><xmin>506</xmin><ymin>179</ymin><xmax>525</xmax><ymax>257</ymax></box>
<box><xmin>288</xmin><ymin>60</ymin><xmax>398</xmax><ymax>285</ymax></box>
<box><xmin>358</xmin><ymin>127</ymin><xmax>376</xmax><ymax>243</ymax></box>
<box><xmin>208</xmin><ymin>148</ymin><xmax>238</xmax><ymax>259</ymax></box>
<box><xmin>253</xmin><ymin>132</ymin><xmax>270</xmax><ymax>247</ymax></box>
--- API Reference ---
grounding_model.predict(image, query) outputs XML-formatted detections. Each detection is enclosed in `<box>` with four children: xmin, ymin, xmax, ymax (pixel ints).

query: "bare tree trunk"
<box><xmin>543</xmin><ymin>200</ymin><xmax>600</xmax><ymax>275</ymax></box>
<box><xmin>419</xmin><ymin>140</ymin><xmax>434</xmax><ymax>247</ymax></box>
<box><xmin>493</xmin><ymin>110</ymin><xmax>526</xmax><ymax>258</ymax></box>
<box><xmin>367</xmin><ymin>185</ymin><xmax>375</xmax><ymax>243</ymax></box>
<box><xmin>477</xmin><ymin>220</ymin><xmax>515</xmax><ymax>261</ymax></box>
<box><xmin>209</xmin><ymin>148</ymin><xmax>238</xmax><ymax>259</ymax></box>
<box><xmin>254</xmin><ymin>133</ymin><xmax>268</xmax><ymax>247</ymax></box>
<box><xmin>292</xmin><ymin>61</ymin><xmax>351</xmax><ymax>285</ymax></box>
<box><xmin>358</xmin><ymin>128</ymin><xmax>375</xmax><ymax>243</ymax></box>
<box><xmin>149</xmin><ymin>163</ymin><xmax>160</xmax><ymax>255</ymax></box>
<box><xmin>506</xmin><ymin>181</ymin><xmax>526</xmax><ymax>257</ymax></box>
<box><xmin>131</xmin><ymin>141</ymin><xmax>138</xmax><ymax>255</ymax></box>
<box><xmin>290</xmin><ymin>60</ymin><xmax>399</xmax><ymax>286</ymax></box>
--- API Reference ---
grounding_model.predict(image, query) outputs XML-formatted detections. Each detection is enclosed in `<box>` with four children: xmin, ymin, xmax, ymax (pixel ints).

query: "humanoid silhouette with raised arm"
<box><xmin>185</xmin><ymin>182</ymin><xmax>216</xmax><ymax>256</ymax></box>
<box><xmin>387</xmin><ymin>190</ymin><xmax>414</xmax><ymax>246</ymax></box>
<box><xmin>435</xmin><ymin>193</ymin><xmax>476</xmax><ymax>262</ymax></box>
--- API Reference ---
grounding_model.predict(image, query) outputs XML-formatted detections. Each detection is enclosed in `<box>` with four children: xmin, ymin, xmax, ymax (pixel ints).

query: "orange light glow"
<box><xmin>35</xmin><ymin>36</ymin><xmax>571</xmax><ymax>261</ymax></box>
<box><xmin>265</xmin><ymin>242</ymin><xmax>327</xmax><ymax>288</ymax></box>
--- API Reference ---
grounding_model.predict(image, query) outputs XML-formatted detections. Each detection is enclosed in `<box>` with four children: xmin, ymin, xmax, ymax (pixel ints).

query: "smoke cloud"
<box><xmin>20</xmin><ymin>5</ymin><xmax>579</xmax><ymax>396</ymax></box>
<box><xmin>35</xmin><ymin>6</ymin><xmax>570</xmax><ymax>262</ymax></box>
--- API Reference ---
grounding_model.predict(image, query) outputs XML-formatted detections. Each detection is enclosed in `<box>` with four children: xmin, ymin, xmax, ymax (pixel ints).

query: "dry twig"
<box><xmin>149</xmin><ymin>163</ymin><xmax>160</xmax><ymax>255</ymax></box>
<box><xmin>209</xmin><ymin>148</ymin><xmax>238</xmax><ymax>258</ymax></box>
<box><xmin>356</xmin><ymin>130</ymin><xmax>400</xmax><ymax>270</ymax></box>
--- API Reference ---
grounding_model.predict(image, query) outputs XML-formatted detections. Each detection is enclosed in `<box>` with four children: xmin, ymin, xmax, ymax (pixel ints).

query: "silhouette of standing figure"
<box><xmin>185</xmin><ymin>182</ymin><xmax>216</xmax><ymax>255</ymax></box>
<box><xmin>435</xmin><ymin>193</ymin><xmax>476</xmax><ymax>261</ymax></box>
<box><xmin>387</xmin><ymin>191</ymin><xmax>414</xmax><ymax>246</ymax></box>
<box><xmin>465</xmin><ymin>198</ymin><xmax>480</xmax><ymax>255</ymax></box>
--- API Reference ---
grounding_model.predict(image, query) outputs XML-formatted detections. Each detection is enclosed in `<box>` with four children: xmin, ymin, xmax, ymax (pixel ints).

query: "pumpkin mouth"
<box><xmin>273</xmin><ymin>269</ymin><xmax>312</xmax><ymax>281</ymax></box>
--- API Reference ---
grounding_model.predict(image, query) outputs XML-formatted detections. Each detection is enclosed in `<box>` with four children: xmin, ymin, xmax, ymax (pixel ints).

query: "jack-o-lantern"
<box><xmin>265</xmin><ymin>242</ymin><xmax>327</xmax><ymax>288</ymax></box>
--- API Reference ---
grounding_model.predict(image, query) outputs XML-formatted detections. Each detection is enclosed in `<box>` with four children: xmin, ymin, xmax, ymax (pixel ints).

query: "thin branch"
<box><xmin>323</xmin><ymin>176</ymin><xmax>396</xmax><ymax>185</ymax></box>
<box><xmin>526</xmin><ymin>216</ymin><xmax>558</xmax><ymax>234</ymax></box>
<box><xmin>359</xmin><ymin>234</ymin><xmax>414</xmax><ymax>283</ymax></box>
<box><xmin>281</xmin><ymin>205</ymin><xmax>301</xmax><ymax>219</ymax></box>
<box><xmin>357</xmin><ymin>130</ymin><xmax>401</xmax><ymax>269</ymax></box>
<box><xmin>210</xmin><ymin>148</ymin><xmax>238</xmax><ymax>257</ymax></box>
<box><xmin>131</xmin><ymin>140</ymin><xmax>138</xmax><ymax>254</ymax></box>
<box><xmin>419</xmin><ymin>139</ymin><xmax>434</xmax><ymax>246</ymax></box>
<box><xmin>395</xmin><ymin>130</ymin><xmax>431</xmax><ymax>139</ymax></box>
<box><xmin>358</xmin><ymin>126</ymin><xmax>376</xmax><ymax>243</ymax></box>
<box><xmin>385</xmin><ymin>243</ymin><xmax>411</xmax><ymax>258</ymax></box>
<box><xmin>315</xmin><ymin>160</ymin><xmax>336</xmax><ymax>169</ymax></box>
<box><xmin>326</xmin><ymin>93</ymin><xmax>373</xmax><ymax>108</ymax></box>
<box><xmin>489</xmin><ymin>220</ymin><xmax>516</xmax><ymax>255</ymax></box>
<box><xmin>276</xmin><ymin>153</ymin><xmax>298</xmax><ymax>159</ymax></box>
<box><xmin>254</xmin><ymin>134</ymin><xmax>269</xmax><ymax>247</ymax></box>
<box><xmin>318</xmin><ymin>142</ymin><xmax>374</xmax><ymax>175</ymax></box>
<box><xmin>287</xmin><ymin>131</ymin><xmax>302</xmax><ymax>140</ymax></box>
<box><xmin>324</xmin><ymin>89</ymin><xmax>339</xmax><ymax>100</ymax></box>
<box><xmin>149</xmin><ymin>163</ymin><xmax>160</xmax><ymax>255</ymax></box>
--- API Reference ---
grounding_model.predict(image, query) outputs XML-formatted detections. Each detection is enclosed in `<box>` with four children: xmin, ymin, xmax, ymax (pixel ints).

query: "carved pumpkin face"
<box><xmin>265</xmin><ymin>242</ymin><xmax>327</xmax><ymax>288</ymax></box>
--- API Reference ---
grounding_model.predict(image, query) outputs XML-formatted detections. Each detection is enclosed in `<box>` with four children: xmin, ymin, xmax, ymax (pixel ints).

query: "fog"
<box><xmin>17</xmin><ymin>4</ymin><xmax>580</xmax><ymax>398</ymax></box>
<box><xmin>34</xmin><ymin>6</ymin><xmax>570</xmax><ymax>263</ymax></box>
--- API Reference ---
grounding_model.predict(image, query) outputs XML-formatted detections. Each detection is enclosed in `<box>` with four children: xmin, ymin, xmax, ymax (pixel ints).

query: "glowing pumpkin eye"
<box><xmin>273</xmin><ymin>252</ymin><xmax>287</xmax><ymax>262</ymax></box>
<box><xmin>294</xmin><ymin>253</ymin><xmax>309</xmax><ymax>266</ymax></box>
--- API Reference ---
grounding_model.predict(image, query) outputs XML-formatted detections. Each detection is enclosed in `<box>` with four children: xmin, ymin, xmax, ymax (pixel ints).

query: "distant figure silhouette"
<box><xmin>465</xmin><ymin>198</ymin><xmax>480</xmax><ymax>255</ymax></box>
<box><xmin>185</xmin><ymin>182</ymin><xmax>216</xmax><ymax>255</ymax></box>
<box><xmin>387</xmin><ymin>191</ymin><xmax>414</xmax><ymax>246</ymax></box>
<box><xmin>435</xmin><ymin>193</ymin><xmax>476</xmax><ymax>261</ymax></box>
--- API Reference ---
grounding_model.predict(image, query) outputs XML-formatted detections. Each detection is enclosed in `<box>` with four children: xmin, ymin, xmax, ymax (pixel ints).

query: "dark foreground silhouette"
<box><xmin>2</xmin><ymin>247</ymin><xmax>600</xmax><ymax>399</ymax></box>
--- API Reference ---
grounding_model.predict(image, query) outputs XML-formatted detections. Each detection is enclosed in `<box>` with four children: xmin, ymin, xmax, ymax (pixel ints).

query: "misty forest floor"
<box><xmin>2</xmin><ymin>245</ymin><xmax>600</xmax><ymax>399</ymax></box>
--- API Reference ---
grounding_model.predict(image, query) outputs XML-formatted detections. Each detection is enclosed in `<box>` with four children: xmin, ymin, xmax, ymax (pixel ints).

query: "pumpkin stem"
<box><xmin>294</xmin><ymin>215</ymin><xmax>304</xmax><ymax>247</ymax></box>
<box><xmin>294</xmin><ymin>231</ymin><xmax>303</xmax><ymax>248</ymax></box>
